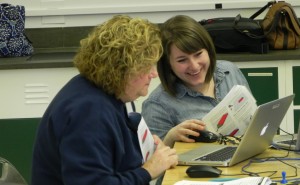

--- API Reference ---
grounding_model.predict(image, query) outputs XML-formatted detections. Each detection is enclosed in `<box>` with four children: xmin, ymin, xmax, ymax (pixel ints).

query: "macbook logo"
<box><xmin>260</xmin><ymin>123</ymin><xmax>269</xmax><ymax>136</ymax></box>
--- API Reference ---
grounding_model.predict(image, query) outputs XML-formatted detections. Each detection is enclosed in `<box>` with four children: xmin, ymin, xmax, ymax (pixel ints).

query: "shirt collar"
<box><xmin>214</xmin><ymin>61</ymin><xmax>230</xmax><ymax>86</ymax></box>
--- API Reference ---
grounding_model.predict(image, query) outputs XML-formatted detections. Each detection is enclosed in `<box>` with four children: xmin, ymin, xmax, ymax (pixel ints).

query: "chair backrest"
<box><xmin>0</xmin><ymin>157</ymin><xmax>27</xmax><ymax>185</ymax></box>
<box><xmin>0</xmin><ymin>118</ymin><xmax>40</xmax><ymax>183</ymax></box>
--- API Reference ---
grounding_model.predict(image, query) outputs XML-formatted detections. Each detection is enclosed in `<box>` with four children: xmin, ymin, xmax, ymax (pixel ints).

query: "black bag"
<box><xmin>200</xmin><ymin>14</ymin><xmax>269</xmax><ymax>54</ymax></box>
<box><xmin>0</xmin><ymin>3</ymin><xmax>34</xmax><ymax>57</ymax></box>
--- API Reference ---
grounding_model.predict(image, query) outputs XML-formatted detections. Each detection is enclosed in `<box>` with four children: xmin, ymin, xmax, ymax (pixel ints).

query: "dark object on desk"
<box><xmin>189</xmin><ymin>130</ymin><xmax>219</xmax><ymax>143</ymax></box>
<box><xmin>200</xmin><ymin>14</ymin><xmax>269</xmax><ymax>54</ymax></box>
<box><xmin>186</xmin><ymin>165</ymin><xmax>222</xmax><ymax>178</ymax></box>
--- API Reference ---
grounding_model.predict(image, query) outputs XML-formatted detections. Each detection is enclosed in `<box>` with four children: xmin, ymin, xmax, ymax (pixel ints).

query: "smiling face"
<box><xmin>169</xmin><ymin>44</ymin><xmax>210</xmax><ymax>91</ymax></box>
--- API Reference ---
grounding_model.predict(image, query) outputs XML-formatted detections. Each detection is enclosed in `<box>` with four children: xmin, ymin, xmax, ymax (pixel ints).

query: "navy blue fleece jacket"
<box><xmin>31</xmin><ymin>75</ymin><xmax>151</xmax><ymax>185</ymax></box>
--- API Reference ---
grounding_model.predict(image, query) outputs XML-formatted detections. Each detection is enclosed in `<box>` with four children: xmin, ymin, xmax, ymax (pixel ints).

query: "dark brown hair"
<box><xmin>158</xmin><ymin>15</ymin><xmax>216</xmax><ymax>97</ymax></box>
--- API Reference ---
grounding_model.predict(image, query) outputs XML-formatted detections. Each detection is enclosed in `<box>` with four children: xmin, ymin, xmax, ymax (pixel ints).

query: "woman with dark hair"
<box><xmin>142</xmin><ymin>15</ymin><xmax>250</xmax><ymax>148</ymax></box>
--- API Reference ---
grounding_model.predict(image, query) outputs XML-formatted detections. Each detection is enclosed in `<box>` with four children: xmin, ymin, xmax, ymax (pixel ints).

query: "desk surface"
<box><xmin>162</xmin><ymin>142</ymin><xmax>300</xmax><ymax>185</ymax></box>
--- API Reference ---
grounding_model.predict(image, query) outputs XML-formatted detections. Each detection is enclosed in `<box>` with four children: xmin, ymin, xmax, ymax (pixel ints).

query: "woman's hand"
<box><xmin>164</xmin><ymin>119</ymin><xmax>206</xmax><ymax>147</ymax></box>
<box><xmin>142</xmin><ymin>135</ymin><xmax>178</xmax><ymax>179</ymax></box>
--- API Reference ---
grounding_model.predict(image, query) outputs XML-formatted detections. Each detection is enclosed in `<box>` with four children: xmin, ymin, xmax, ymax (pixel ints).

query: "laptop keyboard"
<box><xmin>195</xmin><ymin>146</ymin><xmax>237</xmax><ymax>162</ymax></box>
<box><xmin>279</xmin><ymin>139</ymin><xmax>297</xmax><ymax>145</ymax></box>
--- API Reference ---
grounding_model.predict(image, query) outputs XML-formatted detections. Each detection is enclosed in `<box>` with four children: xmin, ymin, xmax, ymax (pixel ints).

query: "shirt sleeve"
<box><xmin>219</xmin><ymin>60</ymin><xmax>252</xmax><ymax>92</ymax></box>
<box><xmin>142</xmin><ymin>98</ymin><xmax>175</xmax><ymax>140</ymax></box>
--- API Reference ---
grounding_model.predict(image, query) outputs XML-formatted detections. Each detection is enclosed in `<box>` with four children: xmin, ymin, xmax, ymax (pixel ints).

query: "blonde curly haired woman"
<box><xmin>31</xmin><ymin>15</ymin><xmax>178</xmax><ymax>185</ymax></box>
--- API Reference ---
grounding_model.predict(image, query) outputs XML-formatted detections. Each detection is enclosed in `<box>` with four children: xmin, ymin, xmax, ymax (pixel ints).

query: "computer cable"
<box><xmin>216</xmin><ymin>157</ymin><xmax>300</xmax><ymax>180</ymax></box>
<box><xmin>271</xmin><ymin>128</ymin><xmax>298</xmax><ymax>152</ymax></box>
<box><xmin>273</xmin><ymin>157</ymin><xmax>298</xmax><ymax>179</ymax></box>
<box><xmin>240</xmin><ymin>156</ymin><xmax>298</xmax><ymax>180</ymax></box>
<box><xmin>241</xmin><ymin>159</ymin><xmax>277</xmax><ymax>177</ymax></box>
<box><xmin>280</xmin><ymin>128</ymin><xmax>295</xmax><ymax>136</ymax></box>
<box><xmin>218</xmin><ymin>134</ymin><xmax>243</xmax><ymax>145</ymax></box>
<box><xmin>221</xmin><ymin>129</ymin><xmax>298</xmax><ymax>181</ymax></box>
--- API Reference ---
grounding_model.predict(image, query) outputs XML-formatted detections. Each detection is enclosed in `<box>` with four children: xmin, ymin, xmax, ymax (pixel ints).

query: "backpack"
<box><xmin>251</xmin><ymin>1</ymin><xmax>300</xmax><ymax>49</ymax></box>
<box><xmin>200</xmin><ymin>14</ymin><xmax>269</xmax><ymax>54</ymax></box>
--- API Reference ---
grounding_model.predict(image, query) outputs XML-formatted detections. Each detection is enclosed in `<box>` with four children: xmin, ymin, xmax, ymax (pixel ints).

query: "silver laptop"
<box><xmin>272</xmin><ymin>119</ymin><xmax>300</xmax><ymax>150</ymax></box>
<box><xmin>178</xmin><ymin>94</ymin><xmax>295</xmax><ymax>167</ymax></box>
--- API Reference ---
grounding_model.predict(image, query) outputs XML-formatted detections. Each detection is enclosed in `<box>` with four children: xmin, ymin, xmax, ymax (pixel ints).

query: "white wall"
<box><xmin>0</xmin><ymin>68</ymin><xmax>78</xmax><ymax>119</ymax></box>
<box><xmin>2</xmin><ymin>0</ymin><xmax>300</xmax><ymax>28</ymax></box>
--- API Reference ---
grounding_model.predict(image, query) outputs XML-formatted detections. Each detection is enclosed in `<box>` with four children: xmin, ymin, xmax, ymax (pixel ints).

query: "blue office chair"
<box><xmin>0</xmin><ymin>157</ymin><xmax>27</xmax><ymax>185</ymax></box>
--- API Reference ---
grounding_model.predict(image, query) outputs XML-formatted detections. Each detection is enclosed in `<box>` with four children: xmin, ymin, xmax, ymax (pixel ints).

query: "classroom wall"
<box><xmin>3</xmin><ymin>0</ymin><xmax>300</xmax><ymax>28</ymax></box>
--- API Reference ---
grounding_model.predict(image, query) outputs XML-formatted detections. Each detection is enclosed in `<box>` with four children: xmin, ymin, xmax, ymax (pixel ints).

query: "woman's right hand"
<box><xmin>163</xmin><ymin>119</ymin><xmax>206</xmax><ymax>147</ymax></box>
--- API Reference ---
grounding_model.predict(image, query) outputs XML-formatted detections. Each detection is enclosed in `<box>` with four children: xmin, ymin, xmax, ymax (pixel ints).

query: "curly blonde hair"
<box><xmin>74</xmin><ymin>15</ymin><xmax>162</xmax><ymax>98</ymax></box>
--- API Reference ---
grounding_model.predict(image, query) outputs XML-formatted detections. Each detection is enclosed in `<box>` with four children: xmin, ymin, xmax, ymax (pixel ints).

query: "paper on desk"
<box><xmin>203</xmin><ymin>85</ymin><xmax>257</xmax><ymax>136</ymax></box>
<box><xmin>174</xmin><ymin>177</ymin><xmax>272</xmax><ymax>185</ymax></box>
<box><xmin>137</xmin><ymin>116</ymin><xmax>156</xmax><ymax>162</ymax></box>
